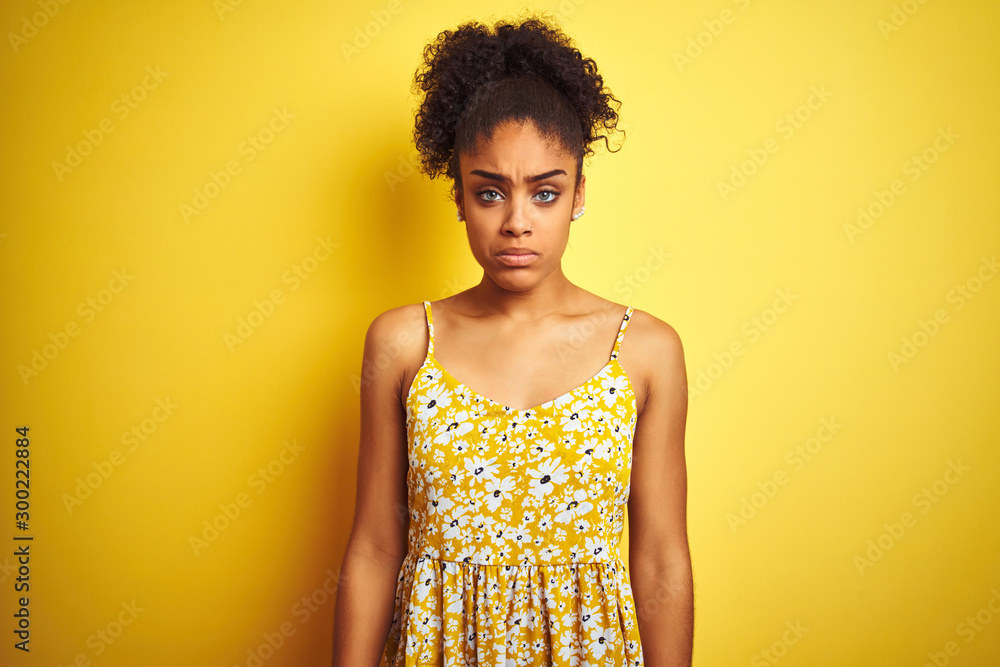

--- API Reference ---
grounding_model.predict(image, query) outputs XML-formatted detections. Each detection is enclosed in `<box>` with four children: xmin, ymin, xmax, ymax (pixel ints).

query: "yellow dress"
<box><xmin>383</xmin><ymin>301</ymin><xmax>644</xmax><ymax>666</ymax></box>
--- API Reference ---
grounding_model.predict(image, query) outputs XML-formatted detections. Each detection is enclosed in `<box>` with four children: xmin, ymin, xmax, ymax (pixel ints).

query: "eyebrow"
<box><xmin>468</xmin><ymin>168</ymin><xmax>567</xmax><ymax>184</ymax></box>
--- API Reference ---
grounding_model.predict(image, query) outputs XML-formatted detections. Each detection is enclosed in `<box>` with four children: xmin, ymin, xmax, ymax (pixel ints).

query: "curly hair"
<box><xmin>412</xmin><ymin>13</ymin><xmax>625</xmax><ymax>191</ymax></box>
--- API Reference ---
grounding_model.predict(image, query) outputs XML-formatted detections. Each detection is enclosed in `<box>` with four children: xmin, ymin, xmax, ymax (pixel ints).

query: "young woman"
<box><xmin>332</xmin><ymin>15</ymin><xmax>692</xmax><ymax>667</ymax></box>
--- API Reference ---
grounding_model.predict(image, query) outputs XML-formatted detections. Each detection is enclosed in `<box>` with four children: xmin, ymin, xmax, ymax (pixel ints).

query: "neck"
<box><xmin>468</xmin><ymin>265</ymin><xmax>577</xmax><ymax>321</ymax></box>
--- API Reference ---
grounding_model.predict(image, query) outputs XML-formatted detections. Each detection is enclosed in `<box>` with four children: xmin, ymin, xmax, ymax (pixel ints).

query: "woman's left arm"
<box><xmin>627</xmin><ymin>314</ymin><xmax>693</xmax><ymax>667</ymax></box>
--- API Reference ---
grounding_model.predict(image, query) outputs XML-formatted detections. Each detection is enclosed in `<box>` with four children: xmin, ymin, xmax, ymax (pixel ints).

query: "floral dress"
<box><xmin>383</xmin><ymin>301</ymin><xmax>644</xmax><ymax>666</ymax></box>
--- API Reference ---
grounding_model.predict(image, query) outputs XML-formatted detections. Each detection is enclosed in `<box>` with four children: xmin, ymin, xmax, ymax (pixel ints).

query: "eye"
<box><xmin>535</xmin><ymin>189</ymin><xmax>559</xmax><ymax>203</ymax></box>
<box><xmin>476</xmin><ymin>188</ymin><xmax>502</xmax><ymax>202</ymax></box>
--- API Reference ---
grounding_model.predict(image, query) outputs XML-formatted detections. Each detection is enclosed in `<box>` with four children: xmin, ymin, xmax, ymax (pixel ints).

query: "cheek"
<box><xmin>464</xmin><ymin>226</ymin><xmax>491</xmax><ymax>257</ymax></box>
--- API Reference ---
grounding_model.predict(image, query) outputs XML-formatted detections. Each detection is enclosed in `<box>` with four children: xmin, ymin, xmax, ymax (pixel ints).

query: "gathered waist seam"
<box><xmin>405</xmin><ymin>552</ymin><xmax>624</xmax><ymax>568</ymax></box>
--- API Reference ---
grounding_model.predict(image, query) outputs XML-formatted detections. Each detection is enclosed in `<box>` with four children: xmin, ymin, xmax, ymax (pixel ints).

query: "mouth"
<box><xmin>496</xmin><ymin>249</ymin><xmax>539</xmax><ymax>267</ymax></box>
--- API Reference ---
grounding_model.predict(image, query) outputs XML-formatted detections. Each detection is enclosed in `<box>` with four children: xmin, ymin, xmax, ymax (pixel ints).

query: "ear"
<box><xmin>573</xmin><ymin>174</ymin><xmax>586</xmax><ymax>217</ymax></box>
<box><xmin>453</xmin><ymin>183</ymin><xmax>465</xmax><ymax>221</ymax></box>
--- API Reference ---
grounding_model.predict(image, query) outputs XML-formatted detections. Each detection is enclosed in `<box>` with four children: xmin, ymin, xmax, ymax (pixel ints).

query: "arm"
<box><xmin>628</xmin><ymin>315</ymin><xmax>693</xmax><ymax>666</ymax></box>
<box><xmin>331</xmin><ymin>308</ymin><xmax>416</xmax><ymax>666</ymax></box>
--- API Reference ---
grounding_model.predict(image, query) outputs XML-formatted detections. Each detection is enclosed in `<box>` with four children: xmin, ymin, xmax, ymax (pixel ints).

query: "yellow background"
<box><xmin>2</xmin><ymin>0</ymin><xmax>998</xmax><ymax>665</ymax></box>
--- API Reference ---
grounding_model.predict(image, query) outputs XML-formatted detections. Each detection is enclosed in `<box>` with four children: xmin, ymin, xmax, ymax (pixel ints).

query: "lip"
<box><xmin>496</xmin><ymin>248</ymin><xmax>539</xmax><ymax>266</ymax></box>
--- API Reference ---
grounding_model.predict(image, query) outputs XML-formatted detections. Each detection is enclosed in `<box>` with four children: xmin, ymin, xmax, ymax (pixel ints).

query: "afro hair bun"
<box><xmin>412</xmin><ymin>13</ymin><xmax>625</xmax><ymax>183</ymax></box>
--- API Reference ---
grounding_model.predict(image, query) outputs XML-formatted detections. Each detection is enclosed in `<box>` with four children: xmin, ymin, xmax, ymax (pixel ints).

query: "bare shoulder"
<box><xmin>626</xmin><ymin>307</ymin><xmax>684</xmax><ymax>359</ymax></box>
<box><xmin>361</xmin><ymin>302</ymin><xmax>429</xmax><ymax>395</ymax></box>
<box><xmin>365</xmin><ymin>301</ymin><xmax>426</xmax><ymax>346</ymax></box>
<box><xmin>619</xmin><ymin>307</ymin><xmax>687</xmax><ymax>413</ymax></box>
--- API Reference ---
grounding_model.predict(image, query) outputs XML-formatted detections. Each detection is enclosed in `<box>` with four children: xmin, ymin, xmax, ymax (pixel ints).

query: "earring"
<box><xmin>572</xmin><ymin>206</ymin><xmax>586</xmax><ymax>221</ymax></box>
<box><xmin>457</xmin><ymin>209</ymin><xmax>463</xmax><ymax>221</ymax></box>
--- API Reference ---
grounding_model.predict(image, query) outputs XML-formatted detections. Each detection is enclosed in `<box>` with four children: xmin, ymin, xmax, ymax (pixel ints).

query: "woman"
<box><xmin>332</xmin><ymin>14</ymin><xmax>692</xmax><ymax>667</ymax></box>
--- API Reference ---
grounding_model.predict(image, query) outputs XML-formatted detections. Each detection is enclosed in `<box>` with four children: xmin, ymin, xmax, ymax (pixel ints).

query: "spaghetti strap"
<box><xmin>422</xmin><ymin>301</ymin><xmax>434</xmax><ymax>354</ymax></box>
<box><xmin>610</xmin><ymin>305</ymin><xmax>634</xmax><ymax>361</ymax></box>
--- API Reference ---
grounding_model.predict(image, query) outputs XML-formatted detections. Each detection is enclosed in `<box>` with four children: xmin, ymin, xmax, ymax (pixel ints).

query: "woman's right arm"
<box><xmin>331</xmin><ymin>307</ymin><xmax>420</xmax><ymax>666</ymax></box>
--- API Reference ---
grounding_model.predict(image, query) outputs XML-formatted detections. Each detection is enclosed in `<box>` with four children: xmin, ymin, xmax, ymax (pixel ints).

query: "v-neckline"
<box><xmin>427</xmin><ymin>352</ymin><xmax>619</xmax><ymax>414</ymax></box>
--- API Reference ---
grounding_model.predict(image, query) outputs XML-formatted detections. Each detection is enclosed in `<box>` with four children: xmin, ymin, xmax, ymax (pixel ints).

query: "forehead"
<box><xmin>461</xmin><ymin>121</ymin><xmax>574</xmax><ymax>174</ymax></box>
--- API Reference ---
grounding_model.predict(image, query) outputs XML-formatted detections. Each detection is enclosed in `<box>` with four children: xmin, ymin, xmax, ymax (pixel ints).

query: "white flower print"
<box><xmin>425</xmin><ymin>484</ymin><xmax>456</xmax><ymax>518</ymax></box>
<box><xmin>578</xmin><ymin>419</ymin><xmax>598</xmax><ymax>438</ymax></box>
<box><xmin>445</xmin><ymin>585</ymin><xmax>465</xmax><ymax>616</ymax></box>
<box><xmin>527</xmin><ymin>457</ymin><xmax>570</xmax><ymax>500</ymax></box>
<box><xmin>484</xmin><ymin>475</ymin><xmax>517</xmax><ymax>512</ymax></box>
<box><xmin>555</xmin><ymin>488</ymin><xmax>594</xmax><ymax>524</ymax></box>
<box><xmin>433</xmin><ymin>410</ymin><xmax>474</xmax><ymax>447</ymax></box>
<box><xmin>454</xmin><ymin>543</ymin><xmax>479</xmax><ymax>564</ymax></box>
<box><xmin>556</xmin><ymin>628</ymin><xmax>583</xmax><ymax>663</ymax></box>
<box><xmin>465</xmin><ymin>454</ymin><xmax>501</xmax><ymax>486</ymax></box>
<box><xmin>578</xmin><ymin>600</ymin><xmax>605</xmax><ymax>636</ymax></box>
<box><xmin>585</xmin><ymin>536</ymin><xmax>609</xmax><ymax>560</ymax></box>
<box><xmin>441</xmin><ymin>503</ymin><xmax>472</xmax><ymax>541</ymax></box>
<box><xmin>529</xmin><ymin>435</ymin><xmax>558</xmax><ymax>458</ymax></box>
<box><xmin>418</xmin><ymin>380</ymin><xmax>451</xmax><ymax>419</ymax></box>
<box><xmin>489</xmin><ymin>522</ymin><xmax>512</xmax><ymax>548</ymax></box>
<box><xmin>511</xmin><ymin>524</ymin><xmax>532</xmax><ymax>550</ymax></box>
<box><xmin>590</xmin><ymin>627</ymin><xmax>617</xmax><ymax>660</ymax></box>
<box><xmin>508</xmin><ymin>416</ymin><xmax>528</xmax><ymax>433</ymax></box>
<box><xmin>600</xmin><ymin>373</ymin><xmax>630</xmax><ymax>408</ymax></box>
<box><xmin>557</xmin><ymin>402</ymin><xmax>590</xmax><ymax>432</ymax></box>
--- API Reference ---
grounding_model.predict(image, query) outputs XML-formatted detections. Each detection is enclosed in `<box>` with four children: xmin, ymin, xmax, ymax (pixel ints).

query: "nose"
<box><xmin>502</xmin><ymin>202</ymin><xmax>532</xmax><ymax>236</ymax></box>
